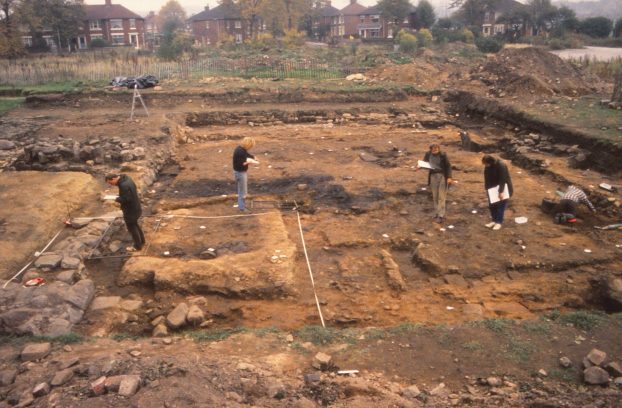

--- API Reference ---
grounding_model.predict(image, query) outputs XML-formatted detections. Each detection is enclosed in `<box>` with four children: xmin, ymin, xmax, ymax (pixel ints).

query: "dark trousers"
<box><xmin>557</xmin><ymin>199</ymin><xmax>577</xmax><ymax>216</ymax></box>
<box><xmin>489</xmin><ymin>200</ymin><xmax>508</xmax><ymax>224</ymax></box>
<box><xmin>124</xmin><ymin>216</ymin><xmax>145</xmax><ymax>249</ymax></box>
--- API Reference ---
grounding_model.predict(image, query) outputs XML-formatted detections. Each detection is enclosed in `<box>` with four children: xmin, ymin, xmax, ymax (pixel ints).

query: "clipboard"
<box><xmin>487</xmin><ymin>184</ymin><xmax>510</xmax><ymax>204</ymax></box>
<box><xmin>417</xmin><ymin>160</ymin><xmax>433</xmax><ymax>169</ymax></box>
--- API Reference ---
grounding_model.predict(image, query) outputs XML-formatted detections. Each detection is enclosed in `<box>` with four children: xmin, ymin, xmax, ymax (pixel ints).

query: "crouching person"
<box><xmin>554</xmin><ymin>185</ymin><xmax>596</xmax><ymax>224</ymax></box>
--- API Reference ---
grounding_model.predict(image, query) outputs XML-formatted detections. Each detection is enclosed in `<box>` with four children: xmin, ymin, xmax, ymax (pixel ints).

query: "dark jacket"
<box><xmin>423</xmin><ymin>151</ymin><xmax>452</xmax><ymax>186</ymax></box>
<box><xmin>116</xmin><ymin>174</ymin><xmax>142</xmax><ymax>219</ymax></box>
<box><xmin>233</xmin><ymin>145</ymin><xmax>255</xmax><ymax>172</ymax></box>
<box><xmin>484</xmin><ymin>158</ymin><xmax>514</xmax><ymax>201</ymax></box>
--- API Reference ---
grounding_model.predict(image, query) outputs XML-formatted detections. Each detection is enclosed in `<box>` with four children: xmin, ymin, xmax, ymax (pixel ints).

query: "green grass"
<box><xmin>387</xmin><ymin>322</ymin><xmax>421</xmax><ymax>336</ymax></box>
<box><xmin>294</xmin><ymin>325</ymin><xmax>344</xmax><ymax>345</ymax></box>
<box><xmin>254</xmin><ymin>326</ymin><xmax>280</xmax><ymax>337</ymax></box>
<box><xmin>557</xmin><ymin>311</ymin><xmax>606</xmax><ymax>331</ymax></box>
<box><xmin>462</xmin><ymin>341</ymin><xmax>483</xmax><ymax>351</ymax></box>
<box><xmin>478</xmin><ymin>318</ymin><xmax>511</xmax><ymax>333</ymax></box>
<box><xmin>523</xmin><ymin>320</ymin><xmax>552</xmax><ymax>335</ymax></box>
<box><xmin>188</xmin><ymin>327</ymin><xmax>247</xmax><ymax>342</ymax></box>
<box><xmin>0</xmin><ymin>97</ymin><xmax>25</xmax><ymax>115</ymax></box>
<box><xmin>111</xmin><ymin>333</ymin><xmax>141</xmax><ymax>342</ymax></box>
<box><xmin>0</xmin><ymin>332</ymin><xmax>85</xmax><ymax>346</ymax></box>
<box><xmin>524</xmin><ymin>96</ymin><xmax>622</xmax><ymax>144</ymax></box>
<box><xmin>549</xmin><ymin>367</ymin><xmax>578</xmax><ymax>383</ymax></box>
<box><xmin>508</xmin><ymin>337</ymin><xmax>534</xmax><ymax>364</ymax></box>
<box><xmin>20</xmin><ymin>81</ymin><xmax>84</xmax><ymax>94</ymax></box>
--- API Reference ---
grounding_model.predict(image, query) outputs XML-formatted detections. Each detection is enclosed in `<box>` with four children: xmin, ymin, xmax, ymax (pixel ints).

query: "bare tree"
<box><xmin>612</xmin><ymin>67</ymin><xmax>622</xmax><ymax>105</ymax></box>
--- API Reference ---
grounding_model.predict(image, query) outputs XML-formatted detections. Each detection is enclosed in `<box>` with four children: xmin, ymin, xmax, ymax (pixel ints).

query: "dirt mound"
<box><xmin>366</xmin><ymin>59</ymin><xmax>449</xmax><ymax>90</ymax></box>
<box><xmin>474</xmin><ymin>47</ymin><xmax>599</xmax><ymax>96</ymax></box>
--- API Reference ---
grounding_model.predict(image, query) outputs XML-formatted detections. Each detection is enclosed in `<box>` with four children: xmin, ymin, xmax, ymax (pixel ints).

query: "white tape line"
<box><xmin>3</xmin><ymin>228</ymin><xmax>64</xmax><ymax>289</ymax></box>
<box><xmin>295</xmin><ymin>209</ymin><xmax>326</xmax><ymax>328</ymax></box>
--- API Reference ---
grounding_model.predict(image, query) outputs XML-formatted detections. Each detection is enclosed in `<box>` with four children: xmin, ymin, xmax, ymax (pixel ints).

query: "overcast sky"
<box><xmin>85</xmin><ymin>0</ymin><xmax>587</xmax><ymax>19</ymax></box>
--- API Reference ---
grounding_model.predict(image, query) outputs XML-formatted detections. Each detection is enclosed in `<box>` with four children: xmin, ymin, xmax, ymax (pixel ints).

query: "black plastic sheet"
<box><xmin>111</xmin><ymin>75</ymin><xmax>159</xmax><ymax>89</ymax></box>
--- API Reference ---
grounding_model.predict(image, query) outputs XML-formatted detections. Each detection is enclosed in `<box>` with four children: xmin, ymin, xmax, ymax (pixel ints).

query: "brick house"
<box><xmin>357</xmin><ymin>4</ymin><xmax>417</xmax><ymax>39</ymax></box>
<box><xmin>311</xmin><ymin>2</ymin><xmax>340</xmax><ymax>40</ymax></box>
<box><xmin>79</xmin><ymin>0</ymin><xmax>145</xmax><ymax>49</ymax></box>
<box><xmin>189</xmin><ymin>3</ymin><xmax>261</xmax><ymax>45</ymax></box>
<box><xmin>21</xmin><ymin>0</ymin><xmax>145</xmax><ymax>51</ymax></box>
<box><xmin>340</xmin><ymin>0</ymin><xmax>367</xmax><ymax>37</ymax></box>
<box><xmin>481</xmin><ymin>0</ymin><xmax>529</xmax><ymax>37</ymax></box>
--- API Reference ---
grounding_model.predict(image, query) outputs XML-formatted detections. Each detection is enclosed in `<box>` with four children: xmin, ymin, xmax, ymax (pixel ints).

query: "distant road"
<box><xmin>551</xmin><ymin>46</ymin><xmax>622</xmax><ymax>61</ymax></box>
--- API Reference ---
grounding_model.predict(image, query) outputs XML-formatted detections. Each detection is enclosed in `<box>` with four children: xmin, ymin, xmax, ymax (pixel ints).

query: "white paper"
<box><xmin>417</xmin><ymin>160</ymin><xmax>433</xmax><ymax>169</ymax></box>
<box><xmin>487</xmin><ymin>184</ymin><xmax>510</xmax><ymax>204</ymax></box>
<box><xmin>246</xmin><ymin>158</ymin><xmax>259</xmax><ymax>164</ymax></box>
<box><xmin>103</xmin><ymin>195</ymin><xmax>118</xmax><ymax>200</ymax></box>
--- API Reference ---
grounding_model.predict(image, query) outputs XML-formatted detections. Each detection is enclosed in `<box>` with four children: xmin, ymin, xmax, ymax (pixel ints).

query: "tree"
<box><xmin>0</xmin><ymin>0</ymin><xmax>25</xmax><ymax>57</ymax></box>
<box><xmin>612</xmin><ymin>67</ymin><xmax>622</xmax><ymax>104</ymax></box>
<box><xmin>156</xmin><ymin>0</ymin><xmax>188</xmax><ymax>60</ymax></box>
<box><xmin>527</xmin><ymin>0</ymin><xmax>557</xmax><ymax>36</ymax></box>
<box><xmin>377</xmin><ymin>0</ymin><xmax>412</xmax><ymax>27</ymax></box>
<box><xmin>453</xmin><ymin>0</ymin><xmax>499</xmax><ymax>27</ymax></box>
<box><xmin>416</xmin><ymin>0</ymin><xmax>435</xmax><ymax>29</ymax></box>
<box><xmin>578</xmin><ymin>16</ymin><xmax>613</xmax><ymax>38</ymax></box>
<box><xmin>157</xmin><ymin>0</ymin><xmax>186</xmax><ymax>31</ymax></box>
<box><xmin>18</xmin><ymin>0</ymin><xmax>84</xmax><ymax>52</ymax></box>
<box><xmin>614</xmin><ymin>18</ymin><xmax>622</xmax><ymax>38</ymax></box>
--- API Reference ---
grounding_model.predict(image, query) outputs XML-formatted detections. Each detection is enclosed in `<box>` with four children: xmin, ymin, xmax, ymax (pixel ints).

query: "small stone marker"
<box><xmin>32</xmin><ymin>382</ymin><xmax>50</xmax><ymax>397</ymax></box>
<box><xmin>118</xmin><ymin>375</ymin><xmax>141</xmax><ymax>397</ymax></box>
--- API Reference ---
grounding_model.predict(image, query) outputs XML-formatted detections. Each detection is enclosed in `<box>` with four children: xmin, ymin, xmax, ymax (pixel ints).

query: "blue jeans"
<box><xmin>234</xmin><ymin>171</ymin><xmax>248</xmax><ymax>210</ymax></box>
<box><xmin>489</xmin><ymin>200</ymin><xmax>508</xmax><ymax>224</ymax></box>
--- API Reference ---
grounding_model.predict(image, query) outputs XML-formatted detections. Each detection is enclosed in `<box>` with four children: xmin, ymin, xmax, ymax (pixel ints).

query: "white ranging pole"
<box><xmin>130</xmin><ymin>84</ymin><xmax>149</xmax><ymax>120</ymax></box>
<box><xmin>295</xmin><ymin>207</ymin><xmax>326</xmax><ymax>328</ymax></box>
<box><xmin>3</xmin><ymin>228</ymin><xmax>64</xmax><ymax>289</ymax></box>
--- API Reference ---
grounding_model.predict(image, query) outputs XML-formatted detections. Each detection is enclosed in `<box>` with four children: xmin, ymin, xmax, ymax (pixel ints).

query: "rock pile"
<box><xmin>581</xmin><ymin>348</ymin><xmax>622</xmax><ymax>386</ymax></box>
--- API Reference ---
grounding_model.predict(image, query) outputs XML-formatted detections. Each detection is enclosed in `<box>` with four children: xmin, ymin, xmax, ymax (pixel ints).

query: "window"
<box><xmin>90</xmin><ymin>34</ymin><xmax>103</xmax><ymax>40</ymax></box>
<box><xmin>234</xmin><ymin>20</ymin><xmax>241</xmax><ymax>29</ymax></box>
<box><xmin>111</xmin><ymin>34</ymin><xmax>125</xmax><ymax>45</ymax></box>
<box><xmin>89</xmin><ymin>20</ymin><xmax>101</xmax><ymax>30</ymax></box>
<box><xmin>403</xmin><ymin>17</ymin><xmax>409</xmax><ymax>24</ymax></box>
<box><xmin>235</xmin><ymin>33</ymin><xmax>243</xmax><ymax>43</ymax></box>
<box><xmin>110</xmin><ymin>19</ymin><xmax>123</xmax><ymax>30</ymax></box>
<box><xmin>22</xmin><ymin>36</ymin><xmax>33</xmax><ymax>47</ymax></box>
<box><xmin>205</xmin><ymin>21</ymin><xmax>210</xmax><ymax>29</ymax></box>
<box><xmin>360</xmin><ymin>15</ymin><xmax>365</xmax><ymax>23</ymax></box>
<box><xmin>339</xmin><ymin>16</ymin><xmax>344</xmax><ymax>24</ymax></box>
<box><xmin>129</xmin><ymin>19</ymin><xmax>136</xmax><ymax>29</ymax></box>
<box><xmin>371</xmin><ymin>15</ymin><xmax>379</xmax><ymax>23</ymax></box>
<box><xmin>43</xmin><ymin>36</ymin><xmax>55</xmax><ymax>46</ymax></box>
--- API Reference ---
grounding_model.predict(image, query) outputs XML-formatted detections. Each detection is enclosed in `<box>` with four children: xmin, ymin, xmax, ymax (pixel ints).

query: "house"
<box><xmin>340</xmin><ymin>0</ymin><xmax>367</xmax><ymax>37</ymax></box>
<box><xmin>189</xmin><ymin>3</ymin><xmax>262</xmax><ymax>45</ymax></box>
<box><xmin>356</xmin><ymin>5</ymin><xmax>416</xmax><ymax>39</ymax></box>
<box><xmin>78</xmin><ymin>0</ymin><xmax>146</xmax><ymax>49</ymax></box>
<box><xmin>481</xmin><ymin>0</ymin><xmax>529</xmax><ymax>37</ymax></box>
<box><xmin>21</xmin><ymin>0</ymin><xmax>145</xmax><ymax>51</ymax></box>
<box><xmin>311</xmin><ymin>2</ymin><xmax>341</xmax><ymax>40</ymax></box>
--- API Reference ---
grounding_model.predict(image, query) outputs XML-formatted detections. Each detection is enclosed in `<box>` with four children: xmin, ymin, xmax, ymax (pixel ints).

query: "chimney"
<box><xmin>327</xmin><ymin>0</ymin><xmax>331</xmax><ymax>6</ymax></box>
<box><xmin>204</xmin><ymin>5</ymin><xmax>210</xmax><ymax>11</ymax></box>
<box><xmin>350</xmin><ymin>0</ymin><xmax>356</xmax><ymax>4</ymax></box>
<box><xmin>105</xmin><ymin>0</ymin><xmax>111</xmax><ymax>6</ymax></box>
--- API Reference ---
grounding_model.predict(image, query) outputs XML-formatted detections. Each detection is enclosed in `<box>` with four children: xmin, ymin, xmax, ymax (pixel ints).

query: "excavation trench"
<box><xmin>66</xmin><ymin>106</ymin><xmax>622</xmax><ymax>339</ymax></box>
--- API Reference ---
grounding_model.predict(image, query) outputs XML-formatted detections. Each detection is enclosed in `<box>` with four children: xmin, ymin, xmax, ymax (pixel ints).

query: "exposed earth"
<box><xmin>0</xmin><ymin>45</ymin><xmax>621</xmax><ymax>407</ymax></box>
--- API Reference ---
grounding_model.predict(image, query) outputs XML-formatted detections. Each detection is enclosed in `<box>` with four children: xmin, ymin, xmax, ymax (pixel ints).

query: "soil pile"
<box><xmin>473</xmin><ymin>47</ymin><xmax>600</xmax><ymax>96</ymax></box>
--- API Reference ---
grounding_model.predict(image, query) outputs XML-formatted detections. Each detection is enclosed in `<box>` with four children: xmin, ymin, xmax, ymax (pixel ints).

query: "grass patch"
<box><xmin>523</xmin><ymin>320</ymin><xmax>552</xmax><ymax>335</ymax></box>
<box><xmin>386</xmin><ymin>322</ymin><xmax>421</xmax><ymax>336</ymax></box>
<box><xmin>254</xmin><ymin>326</ymin><xmax>280</xmax><ymax>337</ymax></box>
<box><xmin>549</xmin><ymin>368</ymin><xmax>578</xmax><ymax>383</ymax></box>
<box><xmin>20</xmin><ymin>81</ymin><xmax>84</xmax><ymax>94</ymax></box>
<box><xmin>557</xmin><ymin>311</ymin><xmax>606</xmax><ymax>331</ymax></box>
<box><xmin>462</xmin><ymin>341</ymin><xmax>483</xmax><ymax>351</ymax></box>
<box><xmin>111</xmin><ymin>333</ymin><xmax>141</xmax><ymax>342</ymax></box>
<box><xmin>477</xmin><ymin>318</ymin><xmax>511</xmax><ymax>333</ymax></box>
<box><xmin>294</xmin><ymin>325</ymin><xmax>344</xmax><ymax>345</ymax></box>
<box><xmin>290</xmin><ymin>342</ymin><xmax>312</xmax><ymax>355</ymax></box>
<box><xmin>508</xmin><ymin>337</ymin><xmax>534</xmax><ymax>364</ymax></box>
<box><xmin>188</xmin><ymin>327</ymin><xmax>247</xmax><ymax>342</ymax></box>
<box><xmin>0</xmin><ymin>97</ymin><xmax>25</xmax><ymax>115</ymax></box>
<box><xmin>0</xmin><ymin>333</ymin><xmax>85</xmax><ymax>346</ymax></box>
<box><xmin>364</xmin><ymin>328</ymin><xmax>387</xmax><ymax>340</ymax></box>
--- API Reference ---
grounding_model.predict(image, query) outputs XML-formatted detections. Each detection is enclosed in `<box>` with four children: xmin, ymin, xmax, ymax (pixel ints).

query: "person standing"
<box><xmin>232</xmin><ymin>137</ymin><xmax>259</xmax><ymax>212</ymax></box>
<box><xmin>482</xmin><ymin>155</ymin><xmax>513</xmax><ymax>231</ymax></box>
<box><xmin>105</xmin><ymin>173</ymin><xmax>145</xmax><ymax>252</ymax></box>
<box><xmin>418</xmin><ymin>143</ymin><xmax>453</xmax><ymax>223</ymax></box>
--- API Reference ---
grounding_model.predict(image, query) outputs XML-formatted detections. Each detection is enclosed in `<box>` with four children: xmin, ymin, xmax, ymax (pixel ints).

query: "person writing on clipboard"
<box><xmin>417</xmin><ymin>143</ymin><xmax>453</xmax><ymax>224</ymax></box>
<box><xmin>482</xmin><ymin>155</ymin><xmax>513</xmax><ymax>231</ymax></box>
<box><xmin>233</xmin><ymin>137</ymin><xmax>259</xmax><ymax>212</ymax></box>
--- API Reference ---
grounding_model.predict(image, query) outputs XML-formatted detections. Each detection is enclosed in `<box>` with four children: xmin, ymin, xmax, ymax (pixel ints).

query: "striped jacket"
<box><xmin>561</xmin><ymin>186</ymin><xmax>595</xmax><ymax>212</ymax></box>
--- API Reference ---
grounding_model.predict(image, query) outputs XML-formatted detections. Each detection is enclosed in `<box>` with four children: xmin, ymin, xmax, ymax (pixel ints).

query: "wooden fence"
<box><xmin>0</xmin><ymin>57</ymin><xmax>368</xmax><ymax>85</ymax></box>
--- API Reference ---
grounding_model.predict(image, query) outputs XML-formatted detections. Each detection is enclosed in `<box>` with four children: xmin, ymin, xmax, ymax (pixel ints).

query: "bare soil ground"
<box><xmin>0</xmin><ymin>44</ymin><xmax>621</xmax><ymax>407</ymax></box>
